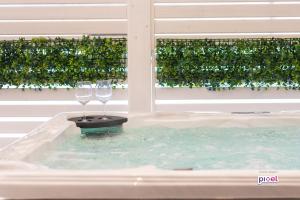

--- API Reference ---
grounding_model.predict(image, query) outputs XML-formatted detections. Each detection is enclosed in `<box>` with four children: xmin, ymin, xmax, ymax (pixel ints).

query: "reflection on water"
<box><xmin>80</xmin><ymin>126</ymin><xmax>123</xmax><ymax>138</ymax></box>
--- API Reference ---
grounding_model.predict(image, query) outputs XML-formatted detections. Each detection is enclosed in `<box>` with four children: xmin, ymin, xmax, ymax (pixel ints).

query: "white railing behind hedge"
<box><xmin>0</xmin><ymin>0</ymin><xmax>128</xmax><ymax>146</ymax></box>
<box><xmin>0</xmin><ymin>0</ymin><xmax>127</xmax><ymax>39</ymax></box>
<box><xmin>153</xmin><ymin>0</ymin><xmax>300</xmax><ymax>112</ymax></box>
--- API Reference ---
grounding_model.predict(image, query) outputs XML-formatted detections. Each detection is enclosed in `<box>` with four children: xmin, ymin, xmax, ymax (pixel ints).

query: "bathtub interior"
<box><xmin>1</xmin><ymin>112</ymin><xmax>300</xmax><ymax>171</ymax></box>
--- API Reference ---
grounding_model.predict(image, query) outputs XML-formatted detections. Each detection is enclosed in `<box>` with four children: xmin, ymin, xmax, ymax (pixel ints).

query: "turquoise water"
<box><xmin>27</xmin><ymin>125</ymin><xmax>300</xmax><ymax>170</ymax></box>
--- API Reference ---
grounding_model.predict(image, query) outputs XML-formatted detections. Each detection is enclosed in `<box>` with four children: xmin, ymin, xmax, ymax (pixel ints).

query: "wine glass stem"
<box><xmin>103</xmin><ymin>102</ymin><xmax>106</xmax><ymax>117</ymax></box>
<box><xmin>83</xmin><ymin>104</ymin><xmax>86</xmax><ymax>121</ymax></box>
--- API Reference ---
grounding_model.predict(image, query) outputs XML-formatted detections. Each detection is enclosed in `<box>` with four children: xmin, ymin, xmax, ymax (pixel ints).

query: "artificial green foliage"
<box><xmin>156</xmin><ymin>38</ymin><xmax>300</xmax><ymax>90</ymax></box>
<box><xmin>0</xmin><ymin>36</ymin><xmax>127</xmax><ymax>89</ymax></box>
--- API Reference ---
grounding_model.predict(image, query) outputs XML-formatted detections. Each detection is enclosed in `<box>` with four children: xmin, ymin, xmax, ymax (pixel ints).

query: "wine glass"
<box><xmin>96</xmin><ymin>80</ymin><xmax>112</xmax><ymax>120</ymax></box>
<box><xmin>75</xmin><ymin>81</ymin><xmax>92</xmax><ymax>122</ymax></box>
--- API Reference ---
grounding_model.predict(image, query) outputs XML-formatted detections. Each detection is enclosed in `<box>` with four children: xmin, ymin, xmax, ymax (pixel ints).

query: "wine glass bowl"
<box><xmin>75</xmin><ymin>81</ymin><xmax>92</xmax><ymax>122</ymax></box>
<box><xmin>96</xmin><ymin>80</ymin><xmax>112</xmax><ymax>120</ymax></box>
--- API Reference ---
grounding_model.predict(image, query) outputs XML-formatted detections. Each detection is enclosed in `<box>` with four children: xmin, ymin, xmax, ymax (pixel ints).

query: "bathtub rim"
<box><xmin>1</xmin><ymin>111</ymin><xmax>300</xmax><ymax>199</ymax></box>
<box><xmin>1</xmin><ymin>169</ymin><xmax>300</xmax><ymax>199</ymax></box>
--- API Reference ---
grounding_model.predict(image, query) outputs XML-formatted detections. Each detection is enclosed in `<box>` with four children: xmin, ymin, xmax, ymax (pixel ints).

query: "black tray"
<box><xmin>68</xmin><ymin>115</ymin><xmax>128</xmax><ymax>128</ymax></box>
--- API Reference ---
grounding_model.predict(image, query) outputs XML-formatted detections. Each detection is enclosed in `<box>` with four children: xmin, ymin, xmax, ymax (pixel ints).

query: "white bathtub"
<box><xmin>1</xmin><ymin>112</ymin><xmax>300</xmax><ymax>199</ymax></box>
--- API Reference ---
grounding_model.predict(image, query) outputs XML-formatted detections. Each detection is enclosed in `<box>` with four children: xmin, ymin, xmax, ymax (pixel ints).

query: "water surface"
<box><xmin>26</xmin><ymin>125</ymin><xmax>300</xmax><ymax>170</ymax></box>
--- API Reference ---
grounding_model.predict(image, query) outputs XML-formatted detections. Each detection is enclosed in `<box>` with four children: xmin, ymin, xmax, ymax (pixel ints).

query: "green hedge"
<box><xmin>1</xmin><ymin>37</ymin><xmax>300</xmax><ymax>90</ymax></box>
<box><xmin>0</xmin><ymin>36</ymin><xmax>127</xmax><ymax>89</ymax></box>
<box><xmin>156</xmin><ymin>38</ymin><xmax>300</xmax><ymax>90</ymax></box>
